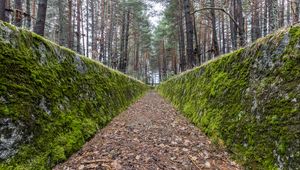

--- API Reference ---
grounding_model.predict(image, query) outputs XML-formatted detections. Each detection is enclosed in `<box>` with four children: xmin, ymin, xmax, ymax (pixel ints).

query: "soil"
<box><xmin>54</xmin><ymin>91</ymin><xmax>241</xmax><ymax>170</ymax></box>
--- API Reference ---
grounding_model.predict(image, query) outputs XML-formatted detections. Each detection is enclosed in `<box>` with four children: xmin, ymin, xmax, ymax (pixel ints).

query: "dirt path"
<box><xmin>54</xmin><ymin>91</ymin><xmax>240</xmax><ymax>170</ymax></box>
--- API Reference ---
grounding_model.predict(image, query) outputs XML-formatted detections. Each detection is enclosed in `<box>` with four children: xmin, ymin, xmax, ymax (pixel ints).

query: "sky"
<box><xmin>146</xmin><ymin>1</ymin><xmax>165</xmax><ymax>27</ymax></box>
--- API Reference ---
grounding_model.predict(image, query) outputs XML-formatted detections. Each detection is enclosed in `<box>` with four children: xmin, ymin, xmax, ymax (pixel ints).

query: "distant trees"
<box><xmin>1</xmin><ymin>0</ymin><xmax>300</xmax><ymax>83</ymax></box>
<box><xmin>153</xmin><ymin>0</ymin><xmax>300</xmax><ymax>81</ymax></box>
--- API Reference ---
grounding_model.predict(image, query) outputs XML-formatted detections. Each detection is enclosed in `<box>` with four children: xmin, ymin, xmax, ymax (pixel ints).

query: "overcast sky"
<box><xmin>146</xmin><ymin>1</ymin><xmax>165</xmax><ymax>27</ymax></box>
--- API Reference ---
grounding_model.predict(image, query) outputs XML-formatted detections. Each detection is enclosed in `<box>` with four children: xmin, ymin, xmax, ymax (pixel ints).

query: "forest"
<box><xmin>0</xmin><ymin>0</ymin><xmax>300</xmax><ymax>169</ymax></box>
<box><xmin>1</xmin><ymin>0</ymin><xmax>299</xmax><ymax>83</ymax></box>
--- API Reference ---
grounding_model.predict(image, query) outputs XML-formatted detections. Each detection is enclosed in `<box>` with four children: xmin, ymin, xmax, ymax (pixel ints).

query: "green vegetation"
<box><xmin>0</xmin><ymin>21</ymin><xmax>148</xmax><ymax>169</ymax></box>
<box><xmin>158</xmin><ymin>25</ymin><xmax>300</xmax><ymax>169</ymax></box>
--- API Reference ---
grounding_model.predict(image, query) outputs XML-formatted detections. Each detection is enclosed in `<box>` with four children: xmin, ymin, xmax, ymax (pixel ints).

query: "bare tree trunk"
<box><xmin>279</xmin><ymin>0</ymin><xmax>285</xmax><ymax>27</ymax></box>
<box><xmin>287</xmin><ymin>0</ymin><xmax>291</xmax><ymax>25</ymax></box>
<box><xmin>58</xmin><ymin>1</ymin><xmax>66</xmax><ymax>45</ymax></box>
<box><xmin>32</xmin><ymin>0</ymin><xmax>36</xmax><ymax>27</ymax></box>
<box><xmin>14</xmin><ymin>0</ymin><xmax>22</xmax><ymax>27</ymax></box>
<box><xmin>291</xmin><ymin>0</ymin><xmax>300</xmax><ymax>24</ymax></box>
<box><xmin>210</xmin><ymin>0</ymin><xmax>219</xmax><ymax>57</ymax></box>
<box><xmin>269</xmin><ymin>0</ymin><xmax>278</xmax><ymax>32</ymax></box>
<box><xmin>86</xmin><ymin>0</ymin><xmax>89</xmax><ymax>57</ymax></box>
<box><xmin>123</xmin><ymin>10</ymin><xmax>130</xmax><ymax>73</ymax></box>
<box><xmin>34</xmin><ymin>0</ymin><xmax>47</xmax><ymax>36</ymax></box>
<box><xmin>230</xmin><ymin>0</ymin><xmax>237</xmax><ymax>50</ymax></box>
<box><xmin>68</xmin><ymin>0</ymin><xmax>73</xmax><ymax>49</ymax></box>
<box><xmin>178</xmin><ymin>0</ymin><xmax>186</xmax><ymax>72</ymax></box>
<box><xmin>236</xmin><ymin>0</ymin><xmax>245</xmax><ymax>47</ymax></box>
<box><xmin>0</xmin><ymin>0</ymin><xmax>7</xmax><ymax>22</ymax></box>
<box><xmin>76</xmin><ymin>0</ymin><xmax>81</xmax><ymax>54</ymax></box>
<box><xmin>183</xmin><ymin>0</ymin><xmax>195</xmax><ymax>69</ymax></box>
<box><xmin>263</xmin><ymin>0</ymin><xmax>268</xmax><ymax>36</ymax></box>
<box><xmin>26</xmin><ymin>0</ymin><xmax>31</xmax><ymax>28</ymax></box>
<box><xmin>251</xmin><ymin>0</ymin><xmax>261</xmax><ymax>41</ymax></box>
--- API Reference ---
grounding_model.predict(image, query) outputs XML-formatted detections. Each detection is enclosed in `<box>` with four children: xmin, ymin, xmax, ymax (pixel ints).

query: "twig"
<box><xmin>82</xmin><ymin>159</ymin><xmax>111</xmax><ymax>164</ymax></box>
<box><xmin>188</xmin><ymin>155</ymin><xmax>201</xmax><ymax>170</ymax></box>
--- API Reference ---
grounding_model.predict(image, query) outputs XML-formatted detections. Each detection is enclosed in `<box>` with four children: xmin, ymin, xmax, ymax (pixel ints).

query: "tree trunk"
<box><xmin>0</xmin><ymin>0</ymin><xmax>7</xmax><ymax>22</ymax></box>
<box><xmin>291</xmin><ymin>0</ymin><xmax>299</xmax><ymax>24</ymax></box>
<box><xmin>123</xmin><ymin>10</ymin><xmax>130</xmax><ymax>73</ymax></box>
<box><xmin>269</xmin><ymin>0</ymin><xmax>278</xmax><ymax>32</ymax></box>
<box><xmin>210</xmin><ymin>0</ymin><xmax>219</xmax><ymax>57</ymax></box>
<box><xmin>287</xmin><ymin>0</ymin><xmax>291</xmax><ymax>25</ymax></box>
<box><xmin>251</xmin><ymin>0</ymin><xmax>261</xmax><ymax>41</ymax></box>
<box><xmin>76</xmin><ymin>0</ymin><xmax>81</xmax><ymax>54</ymax></box>
<box><xmin>26</xmin><ymin>0</ymin><xmax>31</xmax><ymax>28</ymax></box>
<box><xmin>230</xmin><ymin>0</ymin><xmax>237</xmax><ymax>50</ymax></box>
<box><xmin>236</xmin><ymin>0</ymin><xmax>245</xmax><ymax>47</ymax></box>
<box><xmin>58</xmin><ymin>1</ymin><xmax>66</xmax><ymax>45</ymax></box>
<box><xmin>183</xmin><ymin>0</ymin><xmax>195</xmax><ymax>69</ymax></box>
<box><xmin>34</xmin><ymin>0</ymin><xmax>47</xmax><ymax>36</ymax></box>
<box><xmin>263</xmin><ymin>0</ymin><xmax>268</xmax><ymax>36</ymax></box>
<box><xmin>32</xmin><ymin>0</ymin><xmax>36</xmax><ymax>27</ymax></box>
<box><xmin>178</xmin><ymin>0</ymin><xmax>186</xmax><ymax>72</ymax></box>
<box><xmin>14</xmin><ymin>0</ymin><xmax>22</xmax><ymax>27</ymax></box>
<box><xmin>86</xmin><ymin>0</ymin><xmax>89</xmax><ymax>57</ymax></box>
<box><xmin>68</xmin><ymin>0</ymin><xmax>73</xmax><ymax>49</ymax></box>
<box><xmin>279</xmin><ymin>0</ymin><xmax>285</xmax><ymax>27</ymax></box>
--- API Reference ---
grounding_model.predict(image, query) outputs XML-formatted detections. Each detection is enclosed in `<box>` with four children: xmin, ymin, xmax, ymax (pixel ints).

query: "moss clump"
<box><xmin>158</xmin><ymin>25</ymin><xmax>300</xmax><ymax>169</ymax></box>
<box><xmin>0</xmin><ymin>21</ymin><xmax>148</xmax><ymax>169</ymax></box>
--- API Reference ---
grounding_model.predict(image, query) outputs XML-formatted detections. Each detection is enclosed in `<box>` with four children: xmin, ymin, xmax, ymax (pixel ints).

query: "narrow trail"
<box><xmin>54</xmin><ymin>92</ymin><xmax>240</xmax><ymax>170</ymax></box>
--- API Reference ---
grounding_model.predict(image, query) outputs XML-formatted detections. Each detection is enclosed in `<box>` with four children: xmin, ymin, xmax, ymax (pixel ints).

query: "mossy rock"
<box><xmin>158</xmin><ymin>25</ymin><xmax>300</xmax><ymax>169</ymax></box>
<box><xmin>0</xmin><ymin>21</ymin><xmax>148</xmax><ymax>169</ymax></box>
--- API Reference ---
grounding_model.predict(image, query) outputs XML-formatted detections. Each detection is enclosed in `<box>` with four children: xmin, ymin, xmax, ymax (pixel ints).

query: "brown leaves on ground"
<box><xmin>54</xmin><ymin>92</ymin><xmax>241</xmax><ymax>170</ymax></box>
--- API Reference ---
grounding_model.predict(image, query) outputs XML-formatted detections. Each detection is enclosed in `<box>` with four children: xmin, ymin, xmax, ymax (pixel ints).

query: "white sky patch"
<box><xmin>146</xmin><ymin>1</ymin><xmax>165</xmax><ymax>27</ymax></box>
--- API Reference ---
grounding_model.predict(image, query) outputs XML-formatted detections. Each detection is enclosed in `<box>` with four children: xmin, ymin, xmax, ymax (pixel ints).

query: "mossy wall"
<box><xmin>158</xmin><ymin>25</ymin><xmax>300</xmax><ymax>169</ymax></box>
<box><xmin>0</xmin><ymin>21</ymin><xmax>148</xmax><ymax>169</ymax></box>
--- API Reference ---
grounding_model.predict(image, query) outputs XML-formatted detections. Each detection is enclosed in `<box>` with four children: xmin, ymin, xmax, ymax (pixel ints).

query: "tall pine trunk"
<box><xmin>26</xmin><ymin>0</ymin><xmax>31</xmax><ymax>28</ymax></box>
<box><xmin>14</xmin><ymin>0</ymin><xmax>22</xmax><ymax>27</ymax></box>
<box><xmin>76</xmin><ymin>0</ymin><xmax>81</xmax><ymax>54</ymax></box>
<box><xmin>0</xmin><ymin>0</ymin><xmax>7</xmax><ymax>22</ymax></box>
<box><xmin>183</xmin><ymin>0</ymin><xmax>195</xmax><ymax>69</ymax></box>
<box><xmin>34</xmin><ymin>0</ymin><xmax>47</xmax><ymax>36</ymax></box>
<box><xmin>210</xmin><ymin>0</ymin><xmax>219</xmax><ymax>57</ymax></box>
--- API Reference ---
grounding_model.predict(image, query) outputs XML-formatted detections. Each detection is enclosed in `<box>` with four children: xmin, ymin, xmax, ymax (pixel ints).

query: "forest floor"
<box><xmin>54</xmin><ymin>91</ymin><xmax>240</xmax><ymax>170</ymax></box>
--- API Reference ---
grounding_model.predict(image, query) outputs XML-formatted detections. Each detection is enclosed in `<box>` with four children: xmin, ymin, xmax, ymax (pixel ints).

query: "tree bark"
<box><xmin>76</xmin><ymin>0</ymin><xmax>81</xmax><ymax>54</ymax></box>
<box><xmin>34</xmin><ymin>0</ymin><xmax>47</xmax><ymax>36</ymax></box>
<box><xmin>0</xmin><ymin>0</ymin><xmax>7</xmax><ymax>22</ymax></box>
<box><xmin>178</xmin><ymin>0</ymin><xmax>186</xmax><ymax>72</ymax></box>
<box><xmin>251</xmin><ymin>0</ymin><xmax>261</xmax><ymax>41</ymax></box>
<box><xmin>183</xmin><ymin>0</ymin><xmax>195</xmax><ymax>69</ymax></box>
<box><xmin>26</xmin><ymin>0</ymin><xmax>31</xmax><ymax>28</ymax></box>
<box><xmin>68</xmin><ymin>0</ymin><xmax>73</xmax><ymax>49</ymax></box>
<box><xmin>210</xmin><ymin>0</ymin><xmax>219</xmax><ymax>57</ymax></box>
<box><xmin>291</xmin><ymin>0</ymin><xmax>300</xmax><ymax>24</ymax></box>
<box><xmin>269</xmin><ymin>0</ymin><xmax>278</xmax><ymax>32</ymax></box>
<box><xmin>14</xmin><ymin>0</ymin><xmax>22</xmax><ymax>27</ymax></box>
<box><xmin>236</xmin><ymin>0</ymin><xmax>245</xmax><ymax>47</ymax></box>
<box><xmin>230</xmin><ymin>0</ymin><xmax>237</xmax><ymax>50</ymax></box>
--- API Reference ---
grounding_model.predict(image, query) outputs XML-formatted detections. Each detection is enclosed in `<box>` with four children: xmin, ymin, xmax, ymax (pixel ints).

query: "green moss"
<box><xmin>0</xmin><ymin>21</ymin><xmax>148</xmax><ymax>169</ymax></box>
<box><xmin>158</xmin><ymin>25</ymin><xmax>300</xmax><ymax>169</ymax></box>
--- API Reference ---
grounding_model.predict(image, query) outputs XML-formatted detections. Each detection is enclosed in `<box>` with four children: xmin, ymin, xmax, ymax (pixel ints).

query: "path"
<box><xmin>54</xmin><ymin>92</ymin><xmax>240</xmax><ymax>170</ymax></box>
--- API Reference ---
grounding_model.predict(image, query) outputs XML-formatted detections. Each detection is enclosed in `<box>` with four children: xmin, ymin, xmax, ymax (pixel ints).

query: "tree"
<box><xmin>14</xmin><ymin>0</ymin><xmax>22</xmax><ymax>27</ymax></box>
<box><xmin>183</xmin><ymin>0</ymin><xmax>195</xmax><ymax>68</ymax></box>
<box><xmin>210</xmin><ymin>0</ymin><xmax>219</xmax><ymax>57</ymax></box>
<box><xmin>0</xmin><ymin>0</ymin><xmax>7</xmax><ymax>22</ymax></box>
<box><xmin>26</xmin><ymin>0</ymin><xmax>31</xmax><ymax>28</ymax></box>
<box><xmin>34</xmin><ymin>0</ymin><xmax>48</xmax><ymax>36</ymax></box>
<box><xmin>251</xmin><ymin>0</ymin><xmax>261</xmax><ymax>41</ymax></box>
<box><xmin>291</xmin><ymin>0</ymin><xmax>300</xmax><ymax>24</ymax></box>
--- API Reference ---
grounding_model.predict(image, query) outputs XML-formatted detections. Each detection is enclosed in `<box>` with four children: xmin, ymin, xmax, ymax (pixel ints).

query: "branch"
<box><xmin>193</xmin><ymin>7</ymin><xmax>240</xmax><ymax>30</ymax></box>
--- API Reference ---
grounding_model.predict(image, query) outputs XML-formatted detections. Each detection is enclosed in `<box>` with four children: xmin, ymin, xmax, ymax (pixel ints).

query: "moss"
<box><xmin>0</xmin><ymin>21</ymin><xmax>148</xmax><ymax>169</ymax></box>
<box><xmin>158</xmin><ymin>25</ymin><xmax>300</xmax><ymax>169</ymax></box>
